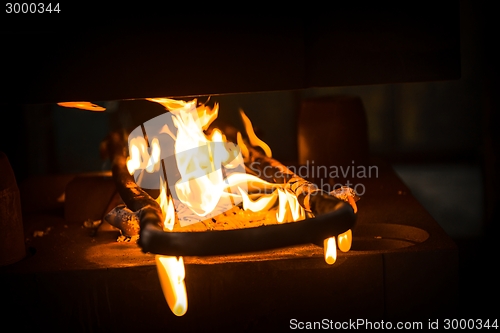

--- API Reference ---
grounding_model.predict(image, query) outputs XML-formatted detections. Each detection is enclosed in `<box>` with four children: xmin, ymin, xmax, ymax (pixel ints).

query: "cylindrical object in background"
<box><xmin>298</xmin><ymin>95</ymin><xmax>369</xmax><ymax>168</ymax></box>
<box><xmin>0</xmin><ymin>151</ymin><xmax>26</xmax><ymax>265</ymax></box>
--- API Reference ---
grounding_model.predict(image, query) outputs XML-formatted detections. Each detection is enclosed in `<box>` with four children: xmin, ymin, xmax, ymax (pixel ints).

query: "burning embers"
<box><xmin>104</xmin><ymin>97</ymin><xmax>358</xmax><ymax>316</ymax></box>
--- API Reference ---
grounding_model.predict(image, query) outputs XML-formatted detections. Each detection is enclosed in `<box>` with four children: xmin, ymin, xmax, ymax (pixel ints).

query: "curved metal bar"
<box><xmin>139</xmin><ymin>201</ymin><xmax>355</xmax><ymax>256</ymax></box>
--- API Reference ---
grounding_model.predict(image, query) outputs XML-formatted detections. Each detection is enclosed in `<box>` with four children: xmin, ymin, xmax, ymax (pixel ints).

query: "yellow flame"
<box><xmin>145</xmin><ymin>138</ymin><xmax>161</xmax><ymax>173</ymax></box>
<box><xmin>147</xmin><ymin>98</ymin><xmax>274</xmax><ymax>222</ymax></box>
<box><xmin>337</xmin><ymin>229</ymin><xmax>352</xmax><ymax>252</ymax></box>
<box><xmin>324</xmin><ymin>237</ymin><xmax>337</xmax><ymax>265</ymax></box>
<box><xmin>133</xmin><ymin>97</ymin><xmax>353</xmax><ymax>318</ymax></box>
<box><xmin>156</xmin><ymin>180</ymin><xmax>176</xmax><ymax>231</ymax></box>
<box><xmin>208</xmin><ymin>129</ymin><xmax>230</xmax><ymax>166</ymax></box>
<box><xmin>145</xmin><ymin>98</ymin><xmax>302</xmax><ymax>226</ymax></box>
<box><xmin>148</xmin><ymin>98</ymin><xmax>219</xmax><ymax>131</ymax></box>
<box><xmin>165</xmin><ymin>197</ymin><xmax>176</xmax><ymax>231</ymax></box>
<box><xmin>276</xmin><ymin>188</ymin><xmax>306</xmax><ymax>223</ymax></box>
<box><xmin>286</xmin><ymin>189</ymin><xmax>305</xmax><ymax>221</ymax></box>
<box><xmin>239</xmin><ymin>109</ymin><xmax>272</xmax><ymax>158</ymax></box>
<box><xmin>276</xmin><ymin>188</ymin><xmax>288</xmax><ymax>223</ymax></box>
<box><xmin>57</xmin><ymin>101</ymin><xmax>106</xmax><ymax>111</ymax></box>
<box><xmin>147</xmin><ymin>97</ymin><xmax>193</xmax><ymax>111</ymax></box>
<box><xmin>236</xmin><ymin>132</ymin><xmax>249</xmax><ymax>160</ymax></box>
<box><xmin>169</xmin><ymin>101</ymin><xmax>229</xmax><ymax>217</ymax></box>
<box><xmin>127</xmin><ymin>143</ymin><xmax>141</xmax><ymax>175</ymax></box>
<box><xmin>133</xmin><ymin>98</ymin><xmax>311</xmax><ymax>228</ymax></box>
<box><xmin>155</xmin><ymin>255</ymin><xmax>187</xmax><ymax>316</ymax></box>
<box><xmin>238</xmin><ymin>187</ymin><xmax>278</xmax><ymax>212</ymax></box>
<box><xmin>126</xmin><ymin>136</ymin><xmax>162</xmax><ymax>175</ymax></box>
<box><xmin>196</xmin><ymin>102</ymin><xmax>219</xmax><ymax>131</ymax></box>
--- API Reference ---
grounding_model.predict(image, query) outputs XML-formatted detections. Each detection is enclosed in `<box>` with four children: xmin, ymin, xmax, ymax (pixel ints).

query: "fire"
<box><xmin>156</xmin><ymin>180</ymin><xmax>176</xmax><ymax>231</ymax></box>
<box><xmin>239</xmin><ymin>187</ymin><xmax>278</xmax><ymax>212</ymax></box>
<box><xmin>338</xmin><ymin>229</ymin><xmax>353</xmax><ymax>252</ymax></box>
<box><xmin>239</xmin><ymin>109</ymin><xmax>272</xmax><ymax>158</ymax></box>
<box><xmin>125</xmin><ymin>97</ymin><xmax>355</xmax><ymax>316</ymax></box>
<box><xmin>324</xmin><ymin>237</ymin><xmax>337</xmax><ymax>265</ymax></box>
<box><xmin>151</xmin><ymin>98</ymin><xmax>239</xmax><ymax>219</ymax></box>
<box><xmin>57</xmin><ymin>101</ymin><xmax>106</xmax><ymax>111</ymax></box>
<box><xmin>155</xmin><ymin>255</ymin><xmax>187</xmax><ymax>316</ymax></box>
<box><xmin>322</xmin><ymin>229</ymin><xmax>352</xmax><ymax>266</ymax></box>
<box><xmin>276</xmin><ymin>188</ymin><xmax>306</xmax><ymax>223</ymax></box>
<box><xmin>126</xmin><ymin>136</ymin><xmax>162</xmax><ymax>175</ymax></box>
<box><xmin>126</xmin><ymin>98</ymin><xmax>304</xmax><ymax>227</ymax></box>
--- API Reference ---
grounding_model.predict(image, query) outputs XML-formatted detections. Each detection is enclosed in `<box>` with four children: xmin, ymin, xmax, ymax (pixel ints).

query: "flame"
<box><xmin>166</xmin><ymin>99</ymin><xmax>234</xmax><ymax>218</ymax></box>
<box><xmin>347</xmin><ymin>196</ymin><xmax>358</xmax><ymax>213</ymax></box>
<box><xmin>156</xmin><ymin>180</ymin><xmax>176</xmax><ymax>231</ymax></box>
<box><xmin>337</xmin><ymin>229</ymin><xmax>352</xmax><ymax>252</ymax></box>
<box><xmin>126</xmin><ymin>136</ymin><xmax>162</xmax><ymax>175</ymax></box>
<box><xmin>57</xmin><ymin>101</ymin><xmax>105</xmax><ymax>111</ymax></box>
<box><xmin>148</xmin><ymin>98</ymin><xmax>218</xmax><ymax>131</ymax></box>
<box><xmin>127</xmin><ymin>143</ymin><xmax>141</xmax><ymax>175</ymax></box>
<box><xmin>155</xmin><ymin>255</ymin><xmax>187</xmax><ymax>316</ymax></box>
<box><xmin>239</xmin><ymin>109</ymin><xmax>272</xmax><ymax>158</ymax></box>
<box><xmin>276</xmin><ymin>188</ymin><xmax>288</xmax><ymax>223</ymax></box>
<box><xmin>128</xmin><ymin>97</ymin><xmax>309</xmax><ymax>227</ymax></box>
<box><xmin>276</xmin><ymin>188</ymin><xmax>306</xmax><ymax>223</ymax></box>
<box><xmin>236</xmin><ymin>132</ymin><xmax>249</xmax><ymax>160</ymax></box>
<box><xmin>146</xmin><ymin>138</ymin><xmax>161</xmax><ymax>173</ymax></box>
<box><xmin>140</xmin><ymin>97</ymin><xmax>305</xmax><ymax>228</ymax></box>
<box><xmin>238</xmin><ymin>187</ymin><xmax>278</xmax><ymax>212</ymax></box>
<box><xmin>324</xmin><ymin>237</ymin><xmax>337</xmax><ymax>265</ymax></box>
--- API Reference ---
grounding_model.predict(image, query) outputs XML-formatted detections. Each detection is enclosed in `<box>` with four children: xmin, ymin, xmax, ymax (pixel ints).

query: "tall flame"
<box><xmin>126</xmin><ymin>98</ymin><xmax>311</xmax><ymax>227</ymax></box>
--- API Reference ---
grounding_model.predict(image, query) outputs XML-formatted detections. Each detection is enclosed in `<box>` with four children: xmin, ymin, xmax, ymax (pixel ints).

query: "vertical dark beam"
<box><xmin>454</xmin><ymin>1</ymin><xmax>500</xmax><ymax>319</ymax></box>
<box><xmin>481</xmin><ymin>3</ymin><xmax>500</xmax><ymax>237</ymax></box>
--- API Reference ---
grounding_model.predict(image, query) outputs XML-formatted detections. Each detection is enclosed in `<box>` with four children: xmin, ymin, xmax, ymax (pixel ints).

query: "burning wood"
<box><xmin>101</xmin><ymin>130</ymin><xmax>164</xmax><ymax>237</ymax></box>
<box><xmin>102</xmin><ymin>98</ymin><xmax>358</xmax><ymax>317</ymax></box>
<box><xmin>103</xmin><ymin>100</ymin><xmax>356</xmax><ymax>252</ymax></box>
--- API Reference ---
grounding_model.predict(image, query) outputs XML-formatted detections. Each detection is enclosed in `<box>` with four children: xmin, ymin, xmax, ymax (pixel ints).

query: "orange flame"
<box><xmin>324</xmin><ymin>237</ymin><xmax>337</xmax><ymax>265</ymax></box>
<box><xmin>337</xmin><ymin>229</ymin><xmax>352</xmax><ymax>252</ymax></box>
<box><xmin>57</xmin><ymin>101</ymin><xmax>105</xmax><ymax>111</ymax></box>
<box><xmin>156</xmin><ymin>180</ymin><xmax>176</xmax><ymax>231</ymax></box>
<box><xmin>155</xmin><ymin>255</ymin><xmax>187</xmax><ymax>316</ymax></box>
<box><xmin>239</xmin><ymin>109</ymin><xmax>272</xmax><ymax>158</ymax></box>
